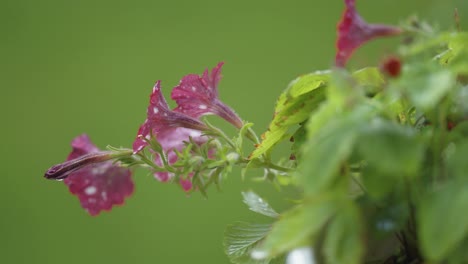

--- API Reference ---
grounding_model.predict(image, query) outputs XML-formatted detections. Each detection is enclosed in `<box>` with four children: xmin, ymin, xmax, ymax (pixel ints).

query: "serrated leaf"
<box><xmin>323</xmin><ymin>202</ymin><xmax>364</xmax><ymax>264</ymax></box>
<box><xmin>242</xmin><ymin>191</ymin><xmax>279</xmax><ymax>218</ymax></box>
<box><xmin>224</xmin><ymin>222</ymin><xmax>272</xmax><ymax>264</ymax></box>
<box><xmin>249</xmin><ymin>73</ymin><xmax>328</xmax><ymax>160</ymax></box>
<box><xmin>418</xmin><ymin>180</ymin><xmax>468</xmax><ymax>262</ymax></box>
<box><xmin>286</xmin><ymin>71</ymin><xmax>330</xmax><ymax>98</ymax></box>
<box><xmin>253</xmin><ymin>196</ymin><xmax>336</xmax><ymax>259</ymax></box>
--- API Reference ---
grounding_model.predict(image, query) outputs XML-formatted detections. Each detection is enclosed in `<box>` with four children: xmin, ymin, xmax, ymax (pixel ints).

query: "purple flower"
<box><xmin>171</xmin><ymin>62</ymin><xmax>243</xmax><ymax>128</ymax></box>
<box><xmin>335</xmin><ymin>0</ymin><xmax>402</xmax><ymax>67</ymax></box>
<box><xmin>46</xmin><ymin>134</ymin><xmax>134</xmax><ymax>216</ymax></box>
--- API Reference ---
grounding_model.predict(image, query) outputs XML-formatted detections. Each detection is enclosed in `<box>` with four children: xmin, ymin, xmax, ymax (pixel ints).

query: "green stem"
<box><xmin>245</xmin><ymin>127</ymin><xmax>260</xmax><ymax>144</ymax></box>
<box><xmin>109</xmin><ymin>149</ymin><xmax>134</xmax><ymax>159</ymax></box>
<box><xmin>136</xmin><ymin>152</ymin><xmax>166</xmax><ymax>172</ymax></box>
<box><xmin>429</xmin><ymin>96</ymin><xmax>450</xmax><ymax>183</ymax></box>
<box><xmin>240</xmin><ymin>158</ymin><xmax>293</xmax><ymax>173</ymax></box>
<box><xmin>209</xmin><ymin>126</ymin><xmax>237</xmax><ymax>150</ymax></box>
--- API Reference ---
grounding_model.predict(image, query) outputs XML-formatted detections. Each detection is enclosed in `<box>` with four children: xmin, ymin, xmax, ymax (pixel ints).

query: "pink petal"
<box><xmin>171</xmin><ymin>62</ymin><xmax>243</xmax><ymax>128</ymax></box>
<box><xmin>133</xmin><ymin>81</ymin><xmax>208</xmax><ymax>153</ymax></box>
<box><xmin>67</xmin><ymin>134</ymin><xmax>99</xmax><ymax>160</ymax></box>
<box><xmin>335</xmin><ymin>0</ymin><xmax>402</xmax><ymax>67</ymax></box>
<box><xmin>179</xmin><ymin>178</ymin><xmax>193</xmax><ymax>192</ymax></box>
<box><xmin>64</xmin><ymin>135</ymin><xmax>134</xmax><ymax>216</ymax></box>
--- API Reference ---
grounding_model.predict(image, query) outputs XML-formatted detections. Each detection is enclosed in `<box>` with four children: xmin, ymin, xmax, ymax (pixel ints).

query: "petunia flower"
<box><xmin>171</xmin><ymin>62</ymin><xmax>244</xmax><ymax>129</ymax></box>
<box><xmin>335</xmin><ymin>0</ymin><xmax>402</xmax><ymax>67</ymax></box>
<box><xmin>133</xmin><ymin>81</ymin><xmax>210</xmax><ymax>153</ymax></box>
<box><xmin>133</xmin><ymin>81</ymin><xmax>212</xmax><ymax>191</ymax></box>
<box><xmin>45</xmin><ymin>134</ymin><xmax>134</xmax><ymax>216</ymax></box>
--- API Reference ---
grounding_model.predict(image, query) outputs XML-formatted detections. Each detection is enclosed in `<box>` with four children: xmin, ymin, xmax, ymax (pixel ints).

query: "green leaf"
<box><xmin>418</xmin><ymin>180</ymin><xmax>468</xmax><ymax>262</ymax></box>
<box><xmin>224</xmin><ymin>222</ymin><xmax>272</xmax><ymax>264</ymax></box>
<box><xmin>352</xmin><ymin>67</ymin><xmax>385</xmax><ymax>96</ymax></box>
<box><xmin>253</xmin><ymin>196</ymin><xmax>336</xmax><ymax>259</ymax></box>
<box><xmin>446</xmin><ymin>140</ymin><xmax>468</xmax><ymax>180</ymax></box>
<box><xmin>398</xmin><ymin>63</ymin><xmax>456</xmax><ymax>111</ymax></box>
<box><xmin>323</xmin><ymin>202</ymin><xmax>364</xmax><ymax>264</ymax></box>
<box><xmin>360</xmin><ymin>165</ymin><xmax>399</xmax><ymax>200</ymax></box>
<box><xmin>446</xmin><ymin>237</ymin><xmax>468</xmax><ymax>264</ymax></box>
<box><xmin>300</xmin><ymin>103</ymin><xmax>377</xmax><ymax>194</ymax></box>
<box><xmin>438</xmin><ymin>32</ymin><xmax>468</xmax><ymax>74</ymax></box>
<box><xmin>242</xmin><ymin>191</ymin><xmax>279</xmax><ymax>218</ymax></box>
<box><xmin>286</xmin><ymin>71</ymin><xmax>330</xmax><ymax>98</ymax></box>
<box><xmin>290</xmin><ymin>125</ymin><xmax>306</xmax><ymax>160</ymax></box>
<box><xmin>249</xmin><ymin>72</ymin><xmax>328</xmax><ymax>160</ymax></box>
<box><xmin>356</xmin><ymin>118</ymin><xmax>425</xmax><ymax>177</ymax></box>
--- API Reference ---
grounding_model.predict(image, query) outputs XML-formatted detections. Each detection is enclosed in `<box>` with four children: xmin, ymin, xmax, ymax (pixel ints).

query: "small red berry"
<box><xmin>380</xmin><ymin>56</ymin><xmax>402</xmax><ymax>77</ymax></box>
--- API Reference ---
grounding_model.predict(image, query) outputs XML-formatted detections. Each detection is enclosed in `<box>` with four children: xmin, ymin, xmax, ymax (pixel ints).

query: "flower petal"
<box><xmin>179</xmin><ymin>178</ymin><xmax>193</xmax><ymax>192</ymax></box>
<box><xmin>133</xmin><ymin>81</ymin><xmax>208</xmax><ymax>153</ymax></box>
<box><xmin>67</xmin><ymin>134</ymin><xmax>99</xmax><ymax>160</ymax></box>
<box><xmin>171</xmin><ymin>62</ymin><xmax>243</xmax><ymax>128</ymax></box>
<box><xmin>64</xmin><ymin>134</ymin><xmax>134</xmax><ymax>216</ymax></box>
<box><xmin>335</xmin><ymin>0</ymin><xmax>402</xmax><ymax>67</ymax></box>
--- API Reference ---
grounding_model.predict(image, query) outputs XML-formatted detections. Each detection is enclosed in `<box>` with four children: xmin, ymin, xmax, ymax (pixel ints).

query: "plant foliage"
<box><xmin>226</xmin><ymin>22</ymin><xmax>468</xmax><ymax>264</ymax></box>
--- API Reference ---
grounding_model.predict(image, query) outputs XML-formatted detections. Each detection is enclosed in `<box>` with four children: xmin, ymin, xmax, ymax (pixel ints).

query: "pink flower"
<box><xmin>335</xmin><ymin>0</ymin><xmax>402</xmax><ymax>67</ymax></box>
<box><xmin>133</xmin><ymin>81</ymin><xmax>212</xmax><ymax>191</ymax></box>
<box><xmin>133</xmin><ymin>81</ymin><xmax>209</xmax><ymax>153</ymax></box>
<box><xmin>46</xmin><ymin>134</ymin><xmax>134</xmax><ymax>216</ymax></box>
<box><xmin>171</xmin><ymin>62</ymin><xmax>243</xmax><ymax>128</ymax></box>
<box><xmin>134</xmin><ymin>64</ymin><xmax>244</xmax><ymax>191</ymax></box>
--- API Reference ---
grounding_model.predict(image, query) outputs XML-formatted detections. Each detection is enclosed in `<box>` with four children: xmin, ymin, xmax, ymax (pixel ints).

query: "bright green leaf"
<box><xmin>352</xmin><ymin>67</ymin><xmax>385</xmax><ymax>95</ymax></box>
<box><xmin>242</xmin><ymin>191</ymin><xmax>279</xmax><ymax>218</ymax></box>
<box><xmin>249</xmin><ymin>73</ymin><xmax>328</xmax><ymax>160</ymax></box>
<box><xmin>286</xmin><ymin>71</ymin><xmax>330</xmax><ymax>98</ymax></box>
<box><xmin>437</xmin><ymin>32</ymin><xmax>468</xmax><ymax>74</ymax></box>
<box><xmin>418</xmin><ymin>181</ymin><xmax>468</xmax><ymax>262</ymax></box>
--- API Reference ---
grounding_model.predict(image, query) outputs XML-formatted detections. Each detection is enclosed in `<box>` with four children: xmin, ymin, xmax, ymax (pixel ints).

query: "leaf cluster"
<box><xmin>227</xmin><ymin>22</ymin><xmax>468</xmax><ymax>264</ymax></box>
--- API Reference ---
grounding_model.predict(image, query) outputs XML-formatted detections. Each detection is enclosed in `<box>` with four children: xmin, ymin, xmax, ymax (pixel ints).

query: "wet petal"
<box><xmin>133</xmin><ymin>81</ymin><xmax>208</xmax><ymax>153</ymax></box>
<box><xmin>63</xmin><ymin>134</ymin><xmax>134</xmax><ymax>216</ymax></box>
<box><xmin>67</xmin><ymin>134</ymin><xmax>99</xmax><ymax>160</ymax></box>
<box><xmin>64</xmin><ymin>163</ymin><xmax>134</xmax><ymax>216</ymax></box>
<box><xmin>171</xmin><ymin>62</ymin><xmax>243</xmax><ymax>128</ymax></box>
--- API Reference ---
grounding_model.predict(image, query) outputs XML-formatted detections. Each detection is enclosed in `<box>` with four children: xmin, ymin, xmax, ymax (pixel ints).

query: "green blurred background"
<box><xmin>1</xmin><ymin>0</ymin><xmax>466</xmax><ymax>263</ymax></box>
